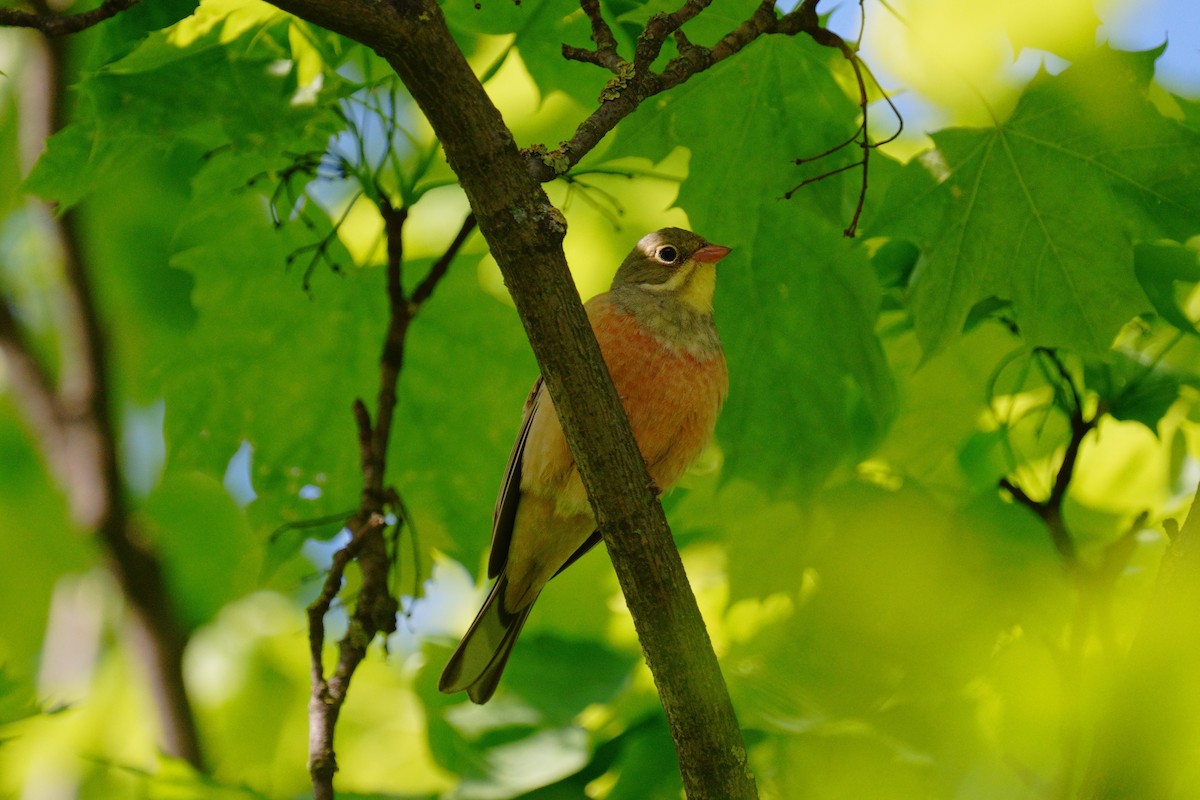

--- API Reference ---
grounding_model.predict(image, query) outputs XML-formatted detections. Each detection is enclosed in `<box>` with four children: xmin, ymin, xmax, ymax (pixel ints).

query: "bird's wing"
<box><xmin>488</xmin><ymin>376</ymin><xmax>543</xmax><ymax>579</ymax></box>
<box><xmin>488</xmin><ymin>375</ymin><xmax>604</xmax><ymax>580</ymax></box>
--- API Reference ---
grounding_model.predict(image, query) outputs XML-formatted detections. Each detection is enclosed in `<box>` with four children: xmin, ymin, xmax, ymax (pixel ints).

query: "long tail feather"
<box><xmin>439</xmin><ymin>575</ymin><xmax>535</xmax><ymax>704</ymax></box>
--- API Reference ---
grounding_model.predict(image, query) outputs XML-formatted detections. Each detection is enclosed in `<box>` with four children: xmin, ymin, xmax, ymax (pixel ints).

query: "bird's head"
<box><xmin>611</xmin><ymin>228</ymin><xmax>731</xmax><ymax>315</ymax></box>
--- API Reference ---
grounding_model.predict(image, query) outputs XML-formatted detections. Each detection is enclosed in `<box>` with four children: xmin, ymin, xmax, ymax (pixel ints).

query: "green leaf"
<box><xmin>601</xmin><ymin>717</ymin><xmax>682</xmax><ymax>800</ymax></box>
<box><xmin>0</xmin><ymin>92</ymin><xmax>22</xmax><ymax>218</ymax></box>
<box><xmin>445</xmin><ymin>0</ymin><xmax>606</xmax><ymax>105</ymax></box>
<box><xmin>872</xmin><ymin>238</ymin><xmax>921</xmax><ymax>291</ymax></box>
<box><xmin>0</xmin><ymin>666</ymin><xmax>41</xmax><ymax>729</ymax></box>
<box><xmin>25</xmin><ymin>4</ymin><xmax>339</xmax><ymax>210</ymax></box>
<box><xmin>875</xmin><ymin>320</ymin><xmax>1021</xmax><ymax>491</ymax></box>
<box><xmin>502</xmin><ymin>635</ymin><xmax>637</xmax><ymax>725</ymax></box>
<box><xmin>1085</xmin><ymin>349</ymin><xmax>1188</xmax><ymax>434</ymax></box>
<box><xmin>711</xmin><ymin>204</ymin><xmax>894</xmax><ymax>492</ymax></box>
<box><xmin>1134</xmin><ymin>241</ymin><xmax>1200</xmax><ymax>335</ymax></box>
<box><xmin>0</xmin><ymin>402</ymin><xmax>86</xmax><ymax>668</ymax></box>
<box><xmin>140</xmin><ymin>470</ymin><xmax>257</xmax><ymax>630</ymax></box>
<box><xmin>388</xmin><ymin>266</ymin><xmax>537</xmax><ymax>564</ymax></box>
<box><xmin>877</xmin><ymin>48</ymin><xmax>1200</xmax><ymax>356</ymax></box>
<box><xmin>163</xmin><ymin>156</ymin><xmax>378</xmax><ymax>534</ymax></box>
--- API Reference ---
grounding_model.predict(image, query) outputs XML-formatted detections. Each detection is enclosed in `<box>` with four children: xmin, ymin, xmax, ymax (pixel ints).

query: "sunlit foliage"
<box><xmin>2</xmin><ymin>0</ymin><xmax>1199</xmax><ymax>797</ymax></box>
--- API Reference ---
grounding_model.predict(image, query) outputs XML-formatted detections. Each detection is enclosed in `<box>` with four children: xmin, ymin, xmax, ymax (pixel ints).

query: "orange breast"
<box><xmin>520</xmin><ymin>294</ymin><xmax>727</xmax><ymax>516</ymax></box>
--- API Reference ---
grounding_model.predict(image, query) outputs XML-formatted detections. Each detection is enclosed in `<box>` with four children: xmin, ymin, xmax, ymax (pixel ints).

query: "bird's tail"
<box><xmin>438</xmin><ymin>575</ymin><xmax>534</xmax><ymax>704</ymax></box>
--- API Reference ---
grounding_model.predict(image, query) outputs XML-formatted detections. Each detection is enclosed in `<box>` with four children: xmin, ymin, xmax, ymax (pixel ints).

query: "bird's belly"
<box><xmin>617</xmin><ymin>347</ymin><xmax>726</xmax><ymax>490</ymax></box>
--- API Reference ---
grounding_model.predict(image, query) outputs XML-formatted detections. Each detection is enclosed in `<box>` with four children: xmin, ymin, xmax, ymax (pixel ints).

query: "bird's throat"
<box><xmin>676</xmin><ymin>263</ymin><xmax>716</xmax><ymax>314</ymax></box>
<box><xmin>611</xmin><ymin>276</ymin><xmax>722</xmax><ymax>359</ymax></box>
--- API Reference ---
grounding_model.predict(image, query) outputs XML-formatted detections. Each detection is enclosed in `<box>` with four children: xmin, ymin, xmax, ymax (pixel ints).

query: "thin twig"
<box><xmin>997</xmin><ymin>350</ymin><xmax>1099</xmax><ymax>567</ymax></box>
<box><xmin>542</xmin><ymin>0</ymin><xmax>832</xmax><ymax>182</ymax></box>
<box><xmin>306</xmin><ymin>202</ymin><xmax>469</xmax><ymax>799</ymax></box>
<box><xmin>781</xmin><ymin>15</ymin><xmax>903</xmax><ymax>236</ymax></box>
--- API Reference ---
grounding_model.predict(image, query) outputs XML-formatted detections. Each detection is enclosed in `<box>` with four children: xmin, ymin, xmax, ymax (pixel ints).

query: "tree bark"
<box><xmin>266</xmin><ymin>1</ymin><xmax>757</xmax><ymax>796</ymax></box>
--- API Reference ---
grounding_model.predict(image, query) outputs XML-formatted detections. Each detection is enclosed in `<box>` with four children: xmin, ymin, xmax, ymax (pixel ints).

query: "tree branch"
<box><xmin>0</xmin><ymin>27</ymin><xmax>204</xmax><ymax>769</ymax></box>
<box><xmin>0</xmin><ymin>0</ymin><xmax>141</xmax><ymax>36</ymax></box>
<box><xmin>265</xmin><ymin>1</ymin><xmax>757</xmax><ymax>796</ymax></box>
<box><xmin>0</xmin><ymin>300</ymin><xmax>65</xmax><ymax>461</ymax></box>
<box><xmin>538</xmin><ymin>0</ymin><xmax>829</xmax><ymax>182</ymax></box>
<box><xmin>998</xmin><ymin>402</ymin><xmax>1097</xmax><ymax>566</ymax></box>
<box><xmin>305</xmin><ymin>206</ymin><xmax>469</xmax><ymax>799</ymax></box>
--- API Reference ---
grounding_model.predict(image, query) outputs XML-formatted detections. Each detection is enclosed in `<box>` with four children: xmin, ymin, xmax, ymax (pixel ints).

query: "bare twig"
<box><xmin>562</xmin><ymin>0</ymin><xmax>622</xmax><ymax>71</ymax></box>
<box><xmin>541</xmin><ymin>0</ymin><xmax>833</xmax><ymax>182</ymax></box>
<box><xmin>782</xmin><ymin>11</ymin><xmax>903</xmax><ymax>236</ymax></box>
<box><xmin>997</xmin><ymin>350</ymin><xmax>1099</xmax><ymax>566</ymax></box>
<box><xmin>998</xmin><ymin>407</ymin><xmax>1096</xmax><ymax>565</ymax></box>
<box><xmin>305</xmin><ymin>207</ymin><xmax>470</xmax><ymax>799</ymax></box>
<box><xmin>0</xmin><ymin>0</ymin><xmax>141</xmax><ymax>36</ymax></box>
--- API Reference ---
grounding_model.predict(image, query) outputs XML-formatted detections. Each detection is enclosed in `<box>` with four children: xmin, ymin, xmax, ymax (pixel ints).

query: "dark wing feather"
<box><xmin>488</xmin><ymin>377</ymin><xmax>543</xmax><ymax>579</ymax></box>
<box><xmin>488</xmin><ymin>376</ymin><xmax>603</xmax><ymax>581</ymax></box>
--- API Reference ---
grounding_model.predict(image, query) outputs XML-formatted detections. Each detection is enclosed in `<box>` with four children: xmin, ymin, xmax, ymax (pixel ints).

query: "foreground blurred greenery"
<box><xmin>2</xmin><ymin>0</ymin><xmax>1200</xmax><ymax>797</ymax></box>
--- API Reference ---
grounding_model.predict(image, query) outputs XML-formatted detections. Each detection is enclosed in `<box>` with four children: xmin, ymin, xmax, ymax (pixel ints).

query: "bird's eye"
<box><xmin>654</xmin><ymin>245</ymin><xmax>679</xmax><ymax>264</ymax></box>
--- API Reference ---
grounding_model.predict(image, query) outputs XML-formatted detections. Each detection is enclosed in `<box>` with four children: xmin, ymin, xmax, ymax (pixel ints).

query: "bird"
<box><xmin>439</xmin><ymin>227</ymin><xmax>730</xmax><ymax>704</ymax></box>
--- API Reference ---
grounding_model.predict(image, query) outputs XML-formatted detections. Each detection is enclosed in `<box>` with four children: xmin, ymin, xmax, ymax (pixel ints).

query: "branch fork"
<box><xmin>305</xmin><ymin>203</ymin><xmax>474</xmax><ymax>800</ymax></box>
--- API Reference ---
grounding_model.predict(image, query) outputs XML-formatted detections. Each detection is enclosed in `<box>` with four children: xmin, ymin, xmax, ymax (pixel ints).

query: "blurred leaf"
<box><xmin>77</xmin><ymin>144</ymin><xmax>200</xmax><ymax>405</ymax></box>
<box><xmin>872</xmin><ymin>238</ymin><xmax>920</xmax><ymax>291</ymax></box>
<box><xmin>601</xmin><ymin>716</ymin><xmax>682</xmax><ymax>800</ymax></box>
<box><xmin>672</xmin><ymin>478</ymin><xmax>812</xmax><ymax>603</ymax></box>
<box><xmin>877</xmin><ymin>47</ymin><xmax>1200</xmax><ymax>355</ymax></box>
<box><xmin>875</xmin><ymin>319</ymin><xmax>1020</xmax><ymax>491</ymax></box>
<box><xmin>78</xmin><ymin>0</ymin><xmax>200</xmax><ymax>69</ymax></box>
<box><xmin>139</xmin><ymin>470</ymin><xmax>257</xmax><ymax>631</ymax></box>
<box><xmin>0</xmin><ymin>667</ymin><xmax>41</xmax><ymax>730</ymax></box>
<box><xmin>0</xmin><ymin>93</ymin><xmax>22</xmax><ymax>218</ymax></box>
<box><xmin>725</xmin><ymin>481</ymin><xmax>1062</xmax><ymax>741</ymax></box>
<box><xmin>446</xmin><ymin>0</ymin><xmax>606</xmax><ymax>105</ymax></box>
<box><xmin>164</xmin><ymin>154</ymin><xmax>374</xmax><ymax>532</ymax></box>
<box><xmin>1085</xmin><ymin>350</ymin><xmax>1190</xmax><ymax>434</ymax></box>
<box><xmin>0</xmin><ymin>403</ymin><xmax>85</xmax><ymax>668</ymax></box>
<box><xmin>502</xmin><ymin>635</ymin><xmax>637</xmax><ymax>725</ymax></box>
<box><xmin>388</xmin><ymin>264</ymin><xmax>537</xmax><ymax>564</ymax></box>
<box><xmin>1133</xmin><ymin>240</ymin><xmax>1200</xmax><ymax>335</ymax></box>
<box><xmin>25</xmin><ymin>4</ymin><xmax>339</xmax><ymax>210</ymax></box>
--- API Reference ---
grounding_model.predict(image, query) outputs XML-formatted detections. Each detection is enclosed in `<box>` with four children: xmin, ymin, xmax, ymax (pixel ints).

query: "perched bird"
<box><xmin>439</xmin><ymin>228</ymin><xmax>730</xmax><ymax>704</ymax></box>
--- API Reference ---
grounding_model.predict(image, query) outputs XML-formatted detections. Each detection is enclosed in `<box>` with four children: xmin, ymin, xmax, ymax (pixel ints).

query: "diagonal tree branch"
<box><xmin>263</xmin><ymin>0</ymin><xmax>760</xmax><ymax>796</ymax></box>
<box><xmin>998</xmin><ymin>349</ymin><xmax>1099</xmax><ymax>567</ymax></box>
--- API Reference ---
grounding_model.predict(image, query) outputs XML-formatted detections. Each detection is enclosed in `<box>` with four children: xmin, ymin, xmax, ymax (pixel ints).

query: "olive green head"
<box><xmin>611</xmin><ymin>228</ymin><xmax>731</xmax><ymax>313</ymax></box>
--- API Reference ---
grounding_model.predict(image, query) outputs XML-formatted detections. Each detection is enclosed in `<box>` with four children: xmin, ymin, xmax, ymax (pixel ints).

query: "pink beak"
<box><xmin>693</xmin><ymin>244</ymin><xmax>732</xmax><ymax>264</ymax></box>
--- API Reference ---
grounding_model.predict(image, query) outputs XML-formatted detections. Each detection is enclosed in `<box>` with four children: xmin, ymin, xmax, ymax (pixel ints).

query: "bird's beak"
<box><xmin>692</xmin><ymin>244</ymin><xmax>731</xmax><ymax>264</ymax></box>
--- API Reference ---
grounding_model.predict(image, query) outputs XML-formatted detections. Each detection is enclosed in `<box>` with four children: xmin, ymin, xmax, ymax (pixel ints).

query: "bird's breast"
<box><xmin>519</xmin><ymin>294</ymin><xmax>727</xmax><ymax>517</ymax></box>
<box><xmin>592</xmin><ymin>298</ymin><xmax>727</xmax><ymax>490</ymax></box>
